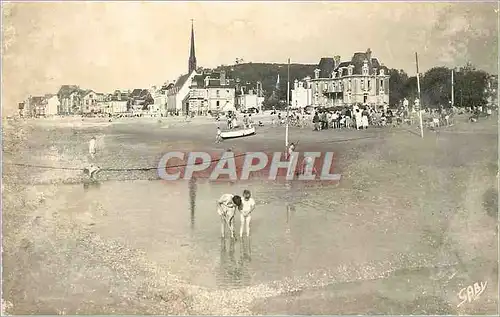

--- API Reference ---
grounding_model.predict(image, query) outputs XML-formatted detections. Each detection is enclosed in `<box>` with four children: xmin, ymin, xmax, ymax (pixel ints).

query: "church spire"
<box><xmin>188</xmin><ymin>19</ymin><xmax>197</xmax><ymax>74</ymax></box>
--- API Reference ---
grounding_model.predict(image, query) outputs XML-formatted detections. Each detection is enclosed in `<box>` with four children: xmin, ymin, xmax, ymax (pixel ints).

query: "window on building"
<box><xmin>361</xmin><ymin>79</ymin><xmax>364</xmax><ymax>90</ymax></box>
<box><xmin>348</xmin><ymin>80</ymin><xmax>352</xmax><ymax>91</ymax></box>
<box><xmin>368</xmin><ymin>80</ymin><xmax>371</xmax><ymax>90</ymax></box>
<box><xmin>216</xmin><ymin>90</ymin><xmax>220</xmax><ymax>97</ymax></box>
<box><xmin>380</xmin><ymin>80</ymin><xmax>383</xmax><ymax>89</ymax></box>
<box><xmin>324</xmin><ymin>83</ymin><xmax>328</xmax><ymax>91</ymax></box>
<box><xmin>216</xmin><ymin>100</ymin><xmax>220</xmax><ymax>108</ymax></box>
<box><xmin>362</xmin><ymin>66</ymin><xmax>368</xmax><ymax>76</ymax></box>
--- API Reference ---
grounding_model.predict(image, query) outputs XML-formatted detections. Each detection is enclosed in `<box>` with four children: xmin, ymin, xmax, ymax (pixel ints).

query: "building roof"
<box><xmin>326</xmin><ymin>50</ymin><xmax>389</xmax><ymax>77</ymax></box>
<box><xmin>318</xmin><ymin>58</ymin><xmax>336</xmax><ymax>78</ymax></box>
<box><xmin>130</xmin><ymin>89</ymin><xmax>149</xmax><ymax>98</ymax></box>
<box><xmin>57</xmin><ymin>85</ymin><xmax>80</xmax><ymax>97</ymax></box>
<box><xmin>209</xmin><ymin>72</ymin><xmax>221</xmax><ymax>79</ymax></box>
<box><xmin>173</xmin><ymin>71</ymin><xmax>194</xmax><ymax>90</ymax></box>
<box><xmin>30</xmin><ymin>96</ymin><xmax>45</xmax><ymax>105</ymax></box>
<box><xmin>191</xmin><ymin>74</ymin><xmax>206</xmax><ymax>87</ymax></box>
<box><xmin>315</xmin><ymin>48</ymin><xmax>390</xmax><ymax>79</ymax></box>
<box><xmin>350</xmin><ymin>52</ymin><xmax>367</xmax><ymax>74</ymax></box>
<box><xmin>78</xmin><ymin>89</ymin><xmax>95</xmax><ymax>98</ymax></box>
<box><xmin>189</xmin><ymin>72</ymin><xmax>234</xmax><ymax>89</ymax></box>
<box><xmin>111</xmin><ymin>90</ymin><xmax>131</xmax><ymax>101</ymax></box>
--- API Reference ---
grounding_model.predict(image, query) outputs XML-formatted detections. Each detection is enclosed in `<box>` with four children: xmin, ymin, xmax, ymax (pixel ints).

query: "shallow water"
<box><xmin>42</xmin><ymin>178</ymin><xmax>434</xmax><ymax>290</ymax></box>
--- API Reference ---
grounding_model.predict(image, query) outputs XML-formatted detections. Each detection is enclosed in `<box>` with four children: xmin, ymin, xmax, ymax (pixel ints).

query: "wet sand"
<box><xmin>2</xmin><ymin>115</ymin><xmax>498</xmax><ymax>314</ymax></box>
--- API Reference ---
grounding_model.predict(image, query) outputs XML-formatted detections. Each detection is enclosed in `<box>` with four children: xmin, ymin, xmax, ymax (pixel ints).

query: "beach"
<box><xmin>2</xmin><ymin>114</ymin><xmax>498</xmax><ymax>315</ymax></box>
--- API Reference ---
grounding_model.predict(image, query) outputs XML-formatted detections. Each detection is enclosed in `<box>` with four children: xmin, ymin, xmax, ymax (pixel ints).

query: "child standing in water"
<box><xmin>215</xmin><ymin>127</ymin><xmax>222</xmax><ymax>143</ymax></box>
<box><xmin>89</xmin><ymin>136</ymin><xmax>97</xmax><ymax>160</ymax></box>
<box><xmin>239</xmin><ymin>190</ymin><xmax>256</xmax><ymax>238</ymax></box>
<box><xmin>85</xmin><ymin>136</ymin><xmax>100</xmax><ymax>181</ymax></box>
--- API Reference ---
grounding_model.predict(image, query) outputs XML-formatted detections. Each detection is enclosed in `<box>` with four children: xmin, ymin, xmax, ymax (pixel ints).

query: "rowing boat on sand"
<box><xmin>220</xmin><ymin>126</ymin><xmax>256</xmax><ymax>139</ymax></box>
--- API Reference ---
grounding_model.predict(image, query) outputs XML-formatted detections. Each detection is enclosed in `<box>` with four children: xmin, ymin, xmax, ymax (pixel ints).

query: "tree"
<box><xmin>454</xmin><ymin>65</ymin><xmax>489</xmax><ymax>107</ymax></box>
<box><xmin>388</xmin><ymin>68</ymin><xmax>409</xmax><ymax>106</ymax></box>
<box><xmin>403</xmin><ymin>76</ymin><xmax>418</xmax><ymax>102</ymax></box>
<box><xmin>420</xmin><ymin>67</ymin><xmax>453</xmax><ymax>108</ymax></box>
<box><xmin>263</xmin><ymin>96</ymin><xmax>285</xmax><ymax>110</ymax></box>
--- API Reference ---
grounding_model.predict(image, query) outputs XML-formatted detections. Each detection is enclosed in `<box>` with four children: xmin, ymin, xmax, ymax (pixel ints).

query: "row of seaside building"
<box><xmin>20</xmin><ymin>49</ymin><xmax>390</xmax><ymax>118</ymax></box>
<box><xmin>19</xmin><ymin>17</ymin><xmax>391</xmax><ymax>118</ymax></box>
<box><xmin>19</xmin><ymin>74</ymin><xmax>265</xmax><ymax>118</ymax></box>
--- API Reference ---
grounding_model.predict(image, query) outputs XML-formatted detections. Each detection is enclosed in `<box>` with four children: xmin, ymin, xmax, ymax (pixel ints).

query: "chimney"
<box><xmin>334</xmin><ymin>55</ymin><xmax>341</xmax><ymax>69</ymax></box>
<box><xmin>220</xmin><ymin>70</ymin><xmax>226</xmax><ymax>86</ymax></box>
<box><xmin>366</xmin><ymin>48</ymin><xmax>372</xmax><ymax>62</ymax></box>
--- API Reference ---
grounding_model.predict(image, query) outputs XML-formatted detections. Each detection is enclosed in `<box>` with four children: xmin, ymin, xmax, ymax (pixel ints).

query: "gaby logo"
<box><xmin>157</xmin><ymin>151</ymin><xmax>341</xmax><ymax>182</ymax></box>
<box><xmin>457</xmin><ymin>281</ymin><xmax>488</xmax><ymax>308</ymax></box>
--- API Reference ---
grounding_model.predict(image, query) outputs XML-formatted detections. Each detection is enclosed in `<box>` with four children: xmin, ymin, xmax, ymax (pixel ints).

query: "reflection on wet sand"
<box><xmin>286</xmin><ymin>203</ymin><xmax>296</xmax><ymax>225</ymax></box>
<box><xmin>83</xmin><ymin>181</ymin><xmax>101</xmax><ymax>191</ymax></box>
<box><xmin>240</xmin><ymin>237</ymin><xmax>252</xmax><ymax>262</ymax></box>
<box><xmin>189</xmin><ymin>178</ymin><xmax>197</xmax><ymax>230</ymax></box>
<box><xmin>216</xmin><ymin>237</ymin><xmax>252</xmax><ymax>289</ymax></box>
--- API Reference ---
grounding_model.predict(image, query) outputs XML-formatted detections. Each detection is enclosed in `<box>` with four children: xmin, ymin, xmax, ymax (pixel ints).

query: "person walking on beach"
<box><xmin>239</xmin><ymin>190</ymin><xmax>256</xmax><ymax>238</ymax></box>
<box><xmin>89</xmin><ymin>136</ymin><xmax>97</xmax><ymax>160</ymax></box>
<box><xmin>84</xmin><ymin>136</ymin><xmax>100</xmax><ymax>181</ymax></box>
<box><xmin>215</xmin><ymin>126</ymin><xmax>222</xmax><ymax>143</ymax></box>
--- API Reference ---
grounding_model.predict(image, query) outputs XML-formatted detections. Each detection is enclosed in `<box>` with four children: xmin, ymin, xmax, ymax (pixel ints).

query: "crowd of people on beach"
<box><xmin>270</xmin><ymin>103</ymin><xmax>495</xmax><ymax>131</ymax></box>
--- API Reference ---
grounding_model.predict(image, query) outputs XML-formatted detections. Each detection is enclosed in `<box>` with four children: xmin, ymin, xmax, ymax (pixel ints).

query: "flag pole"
<box><xmin>285</xmin><ymin>58</ymin><xmax>290</xmax><ymax>148</ymax></box>
<box><xmin>415</xmin><ymin>52</ymin><xmax>424</xmax><ymax>138</ymax></box>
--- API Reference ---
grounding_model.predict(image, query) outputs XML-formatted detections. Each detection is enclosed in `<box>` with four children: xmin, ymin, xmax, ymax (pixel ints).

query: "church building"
<box><xmin>166</xmin><ymin>21</ymin><xmax>199</xmax><ymax>116</ymax></box>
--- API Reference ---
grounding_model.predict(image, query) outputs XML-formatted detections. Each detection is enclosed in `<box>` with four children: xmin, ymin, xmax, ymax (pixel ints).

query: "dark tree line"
<box><xmin>212</xmin><ymin>62</ymin><xmax>493</xmax><ymax>109</ymax></box>
<box><xmin>388</xmin><ymin>63</ymin><xmax>492</xmax><ymax>108</ymax></box>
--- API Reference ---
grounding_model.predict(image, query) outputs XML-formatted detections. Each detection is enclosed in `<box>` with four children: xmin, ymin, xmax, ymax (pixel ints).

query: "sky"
<box><xmin>2</xmin><ymin>1</ymin><xmax>498</xmax><ymax>115</ymax></box>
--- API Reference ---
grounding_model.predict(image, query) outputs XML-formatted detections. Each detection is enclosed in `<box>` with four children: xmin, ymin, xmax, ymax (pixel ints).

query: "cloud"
<box><xmin>1</xmin><ymin>2</ymin><xmax>497</xmax><ymax>116</ymax></box>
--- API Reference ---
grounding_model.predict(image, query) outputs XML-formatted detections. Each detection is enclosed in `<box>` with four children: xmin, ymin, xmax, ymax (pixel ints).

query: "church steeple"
<box><xmin>188</xmin><ymin>20</ymin><xmax>197</xmax><ymax>74</ymax></box>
